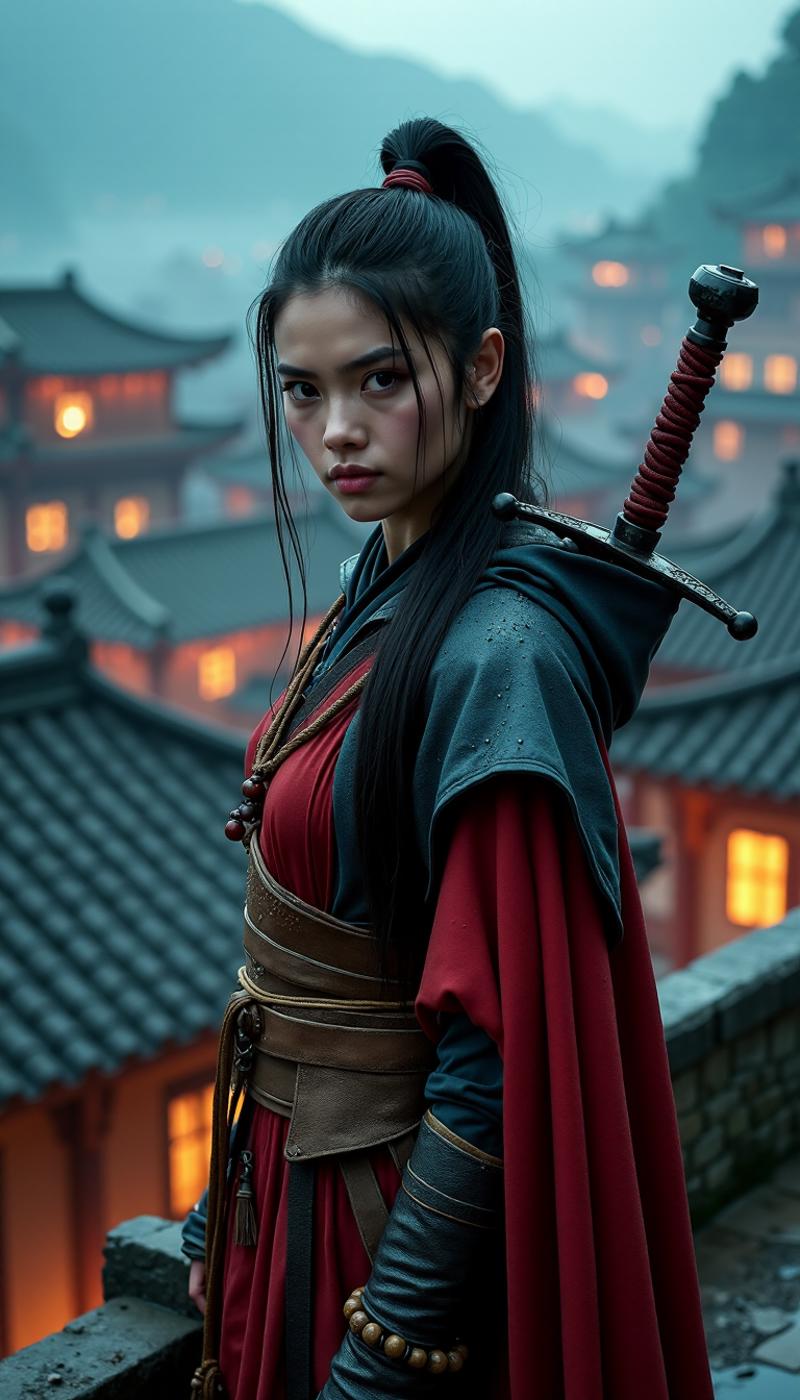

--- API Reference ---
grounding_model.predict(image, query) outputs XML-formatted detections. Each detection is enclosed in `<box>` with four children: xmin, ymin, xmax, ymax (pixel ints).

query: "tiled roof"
<box><xmin>0</xmin><ymin>585</ymin><xmax>670</xmax><ymax>1108</ymax></box>
<box><xmin>0</xmin><ymin>584</ymin><xmax>248</xmax><ymax>1107</ymax></box>
<box><xmin>0</xmin><ymin>493</ymin><xmax>364</xmax><ymax>647</ymax></box>
<box><xmin>559</xmin><ymin>217</ymin><xmax>679</xmax><ymax>265</ymax></box>
<box><xmin>715</xmin><ymin>173</ymin><xmax>800</xmax><ymax>226</ymax></box>
<box><xmin>654</xmin><ymin>461</ymin><xmax>800</xmax><ymax>676</ymax></box>
<box><xmin>538</xmin><ymin>330</ymin><xmax>618</xmax><ymax>385</ymax></box>
<box><xmin>0</xmin><ymin>419</ymin><xmax>241</xmax><ymax>470</ymax></box>
<box><xmin>612</xmin><ymin>654</ymin><xmax>800</xmax><ymax>799</ymax></box>
<box><xmin>0</xmin><ymin>270</ymin><xmax>231</xmax><ymax>374</ymax></box>
<box><xmin>539</xmin><ymin>414</ymin><xmax>633</xmax><ymax>499</ymax></box>
<box><xmin>704</xmin><ymin>389</ymin><xmax>800</xmax><ymax>425</ymax></box>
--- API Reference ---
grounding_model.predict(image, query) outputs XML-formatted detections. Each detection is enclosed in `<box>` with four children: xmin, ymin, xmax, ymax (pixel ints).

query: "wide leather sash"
<box><xmin>239</xmin><ymin>838</ymin><xmax>433</xmax><ymax>1161</ymax></box>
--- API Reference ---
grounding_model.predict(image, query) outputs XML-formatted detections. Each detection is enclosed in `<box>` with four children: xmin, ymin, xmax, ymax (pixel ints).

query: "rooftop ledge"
<box><xmin>2</xmin><ymin>912</ymin><xmax>800</xmax><ymax>1394</ymax></box>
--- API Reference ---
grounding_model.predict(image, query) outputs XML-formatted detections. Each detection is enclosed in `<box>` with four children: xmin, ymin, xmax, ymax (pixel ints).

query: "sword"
<box><xmin>493</xmin><ymin>263</ymin><xmax>759</xmax><ymax>640</ymax></box>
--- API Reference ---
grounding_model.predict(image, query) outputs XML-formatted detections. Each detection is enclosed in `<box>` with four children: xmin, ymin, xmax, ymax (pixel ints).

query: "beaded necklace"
<box><xmin>223</xmin><ymin>594</ymin><xmax>369</xmax><ymax>843</ymax></box>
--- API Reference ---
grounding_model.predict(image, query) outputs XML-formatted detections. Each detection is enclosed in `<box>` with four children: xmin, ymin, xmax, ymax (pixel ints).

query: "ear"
<box><xmin>465</xmin><ymin>327</ymin><xmax>505</xmax><ymax>411</ymax></box>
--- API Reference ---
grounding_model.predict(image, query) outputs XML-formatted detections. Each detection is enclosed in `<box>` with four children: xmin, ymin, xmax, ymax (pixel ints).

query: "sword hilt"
<box><xmin>612</xmin><ymin>263</ymin><xmax>759</xmax><ymax>553</ymax></box>
<box><xmin>491</xmin><ymin>262</ymin><xmax>760</xmax><ymax>640</ymax></box>
<box><xmin>492</xmin><ymin>493</ymin><xmax>757</xmax><ymax>640</ymax></box>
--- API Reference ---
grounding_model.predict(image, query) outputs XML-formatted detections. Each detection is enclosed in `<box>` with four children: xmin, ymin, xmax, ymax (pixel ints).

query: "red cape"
<box><xmin>222</xmin><ymin>673</ymin><xmax>713</xmax><ymax>1398</ymax></box>
<box><xmin>416</xmin><ymin>762</ymin><xmax>713</xmax><ymax>1398</ymax></box>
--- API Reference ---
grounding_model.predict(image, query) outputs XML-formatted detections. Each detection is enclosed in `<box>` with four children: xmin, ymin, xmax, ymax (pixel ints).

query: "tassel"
<box><xmin>233</xmin><ymin>1149</ymin><xmax>258</xmax><ymax>1247</ymax></box>
<box><xmin>190</xmin><ymin>1359</ymin><xmax>227</xmax><ymax>1397</ymax></box>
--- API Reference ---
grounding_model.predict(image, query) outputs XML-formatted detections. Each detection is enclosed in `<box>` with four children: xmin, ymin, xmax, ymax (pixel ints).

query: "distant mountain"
<box><xmin>1</xmin><ymin>0</ymin><xmax>666</xmax><ymax>241</ymax></box>
<box><xmin>544</xmin><ymin>99</ymin><xmax>696</xmax><ymax>180</ymax></box>
<box><xmin>645</xmin><ymin>7</ymin><xmax>800</xmax><ymax>266</ymax></box>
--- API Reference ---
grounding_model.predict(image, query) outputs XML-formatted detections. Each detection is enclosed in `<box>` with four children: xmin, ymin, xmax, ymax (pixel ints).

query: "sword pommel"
<box><xmin>687</xmin><ymin>263</ymin><xmax>759</xmax><ymax>351</ymax></box>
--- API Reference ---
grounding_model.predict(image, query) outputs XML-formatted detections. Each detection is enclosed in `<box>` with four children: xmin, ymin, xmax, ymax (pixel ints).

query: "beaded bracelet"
<box><xmin>343</xmin><ymin>1287</ymin><xmax>468</xmax><ymax>1375</ymax></box>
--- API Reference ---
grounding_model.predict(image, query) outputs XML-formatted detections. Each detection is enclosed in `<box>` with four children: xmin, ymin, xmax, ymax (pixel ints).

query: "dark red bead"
<box><xmin>224</xmin><ymin>819</ymin><xmax>246</xmax><ymax>841</ymax></box>
<box><xmin>242</xmin><ymin>776</ymin><xmax>264</xmax><ymax>799</ymax></box>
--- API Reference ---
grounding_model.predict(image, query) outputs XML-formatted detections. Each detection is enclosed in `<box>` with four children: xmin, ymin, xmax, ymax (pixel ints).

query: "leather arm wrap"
<box><xmin>319</xmin><ymin>1111</ymin><xmax>503</xmax><ymax>1398</ymax></box>
<box><xmin>180</xmin><ymin>1187</ymin><xmax>209</xmax><ymax>1262</ymax></box>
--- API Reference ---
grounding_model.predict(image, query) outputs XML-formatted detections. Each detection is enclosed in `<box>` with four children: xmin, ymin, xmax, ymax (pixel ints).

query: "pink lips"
<box><xmin>329</xmin><ymin>464</ymin><xmax>380</xmax><ymax>494</ymax></box>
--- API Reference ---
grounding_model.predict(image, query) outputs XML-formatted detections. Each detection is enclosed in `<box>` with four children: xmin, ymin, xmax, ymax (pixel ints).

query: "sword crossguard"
<box><xmin>492</xmin><ymin>493</ymin><xmax>758</xmax><ymax>641</ymax></box>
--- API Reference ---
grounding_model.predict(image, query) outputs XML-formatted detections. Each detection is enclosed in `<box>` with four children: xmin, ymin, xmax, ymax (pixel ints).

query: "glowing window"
<box><xmin>167</xmin><ymin>1082</ymin><xmax>214</xmax><ymax>1217</ymax></box>
<box><xmin>54</xmin><ymin>391</ymin><xmax>94</xmax><ymax>438</ymax></box>
<box><xmin>641</xmin><ymin>324</ymin><xmax>662</xmax><ymax>347</ymax></box>
<box><xmin>225</xmin><ymin>486</ymin><xmax>257</xmax><ymax>517</ymax></box>
<box><xmin>762</xmin><ymin>224</ymin><xmax>787</xmax><ymax>258</ymax></box>
<box><xmin>721</xmin><ymin>353</ymin><xmax>753</xmax><ymax>391</ymax></box>
<box><xmin>198</xmin><ymin>646</ymin><xmax>237</xmax><ymax>700</ymax></box>
<box><xmin>726</xmin><ymin>829</ymin><xmax>789</xmax><ymax>928</ymax></box>
<box><xmin>764</xmin><ymin>355</ymin><xmax>797</xmax><ymax>394</ymax></box>
<box><xmin>114</xmin><ymin>496</ymin><xmax>150</xmax><ymax>539</ymax></box>
<box><xmin>713</xmin><ymin>421</ymin><xmax>744</xmax><ymax>461</ymax></box>
<box><xmin>592</xmin><ymin>260</ymin><xmax>630</xmax><ymax>288</ymax></box>
<box><xmin>572</xmin><ymin>372</ymin><xmax>608</xmax><ymax>400</ymax></box>
<box><xmin>26</xmin><ymin>502</ymin><xmax>68</xmax><ymax>552</ymax></box>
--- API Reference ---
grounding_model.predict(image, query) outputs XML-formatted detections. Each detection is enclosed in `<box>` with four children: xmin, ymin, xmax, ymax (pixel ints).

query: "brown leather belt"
<box><xmin>232</xmin><ymin>838</ymin><xmax>434</xmax><ymax>1259</ymax></box>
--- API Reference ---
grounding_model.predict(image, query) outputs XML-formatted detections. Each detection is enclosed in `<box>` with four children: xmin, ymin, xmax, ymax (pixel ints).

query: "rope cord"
<box><xmin>623</xmin><ymin>335</ymin><xmax>725</xmax><ymax>532</ymax></box>
<box><xmin>251</xmin><ymin>594</ymin><xmax>369</xmax><ymax>783</ymax></box>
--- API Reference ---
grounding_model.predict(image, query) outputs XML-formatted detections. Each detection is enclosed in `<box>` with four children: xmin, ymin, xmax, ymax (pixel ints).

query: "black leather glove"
<box><xmin>318</xmin><ymin>1111</ymin><xmax>503</xmax><ymax>1398</ymax></box>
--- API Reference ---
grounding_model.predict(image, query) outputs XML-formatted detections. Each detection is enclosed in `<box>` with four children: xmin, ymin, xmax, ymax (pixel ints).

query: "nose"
<box><xmin>322</xmin><ymin>395</ymin><xmax>368</xmax><ymax>455</ymax></box>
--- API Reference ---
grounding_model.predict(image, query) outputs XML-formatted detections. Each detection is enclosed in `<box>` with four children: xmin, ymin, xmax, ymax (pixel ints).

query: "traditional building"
<box><xmin>560</xmin><ymin>217</ymin><xmax>680</xmax><ymax>367</ymax></box>
<box><xmin>0</xmin><ymin>269</ymin><xmax>242</xmax><ymax>579</ymax></box>
<box><xmin>0</xmin><ymin>492</ymin><xmax>365</xmax><ymax>729</ymax></box>
<box><xmin>0</xmin><ymin>584</ymin><xmax>246</xmax><ymax>1355</ymax></box>
<box><xmin>536</xmin><ymin>329</ymin><xmax>619</xmax><ymax>421</ymax></box>
<box><xmin>651</xmin><ymin>459</ymin><xmax>800</xmax><ymax>685</ymax></box>
<box><xmin>695</xmin><ymin>176</ymin><xmax>800</xmax><ymax>523</ymax></box>
<box><xmin>613</xmin><ymin>656</ymin><xmax>800</xmax><ymax>971</ymax></box>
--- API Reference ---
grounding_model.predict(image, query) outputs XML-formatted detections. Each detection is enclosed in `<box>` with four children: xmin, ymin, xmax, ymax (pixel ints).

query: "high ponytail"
<box><xmin>254</xmin><ymin>117</ymin><xmax>542</xmax><ymax>984</ymax></box>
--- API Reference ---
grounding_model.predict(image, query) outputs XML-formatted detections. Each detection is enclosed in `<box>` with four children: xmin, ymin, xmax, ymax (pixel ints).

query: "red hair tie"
<box><xmin>382</xmin><ymin>168</ymin><xmax>434</xmax><ymax>196</ymax></box>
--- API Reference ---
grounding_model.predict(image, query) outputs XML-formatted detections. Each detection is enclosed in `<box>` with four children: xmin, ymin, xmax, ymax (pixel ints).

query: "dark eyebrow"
<box><xmin>276</xmin><ymin>345</ymin><xmax>402</xmax><ymax>377</ymax></box>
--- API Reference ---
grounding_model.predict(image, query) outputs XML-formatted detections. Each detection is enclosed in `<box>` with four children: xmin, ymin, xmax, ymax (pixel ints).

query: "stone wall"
<box><xmin>2</xmin><ymin>911</ymin><xmax>800</xmax><ymax>1394</ymax></box>
<box><xmin>660</xmin><ymin>909</ymin><xmax>800</xmax><ymax>1225</ymax></box>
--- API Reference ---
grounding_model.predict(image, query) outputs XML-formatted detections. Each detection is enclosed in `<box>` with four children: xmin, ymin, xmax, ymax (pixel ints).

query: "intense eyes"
<box><xmin>281</xmin><ymin>370</ymin><xmax>402</xmax><ymax>403</ymax></box>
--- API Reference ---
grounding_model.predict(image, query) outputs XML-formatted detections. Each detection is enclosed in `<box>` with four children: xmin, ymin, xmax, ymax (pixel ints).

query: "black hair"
<box><xmin>252</xmin><ymin>117</ymin><xmax>541</xmax><ymax>985</ymax></box>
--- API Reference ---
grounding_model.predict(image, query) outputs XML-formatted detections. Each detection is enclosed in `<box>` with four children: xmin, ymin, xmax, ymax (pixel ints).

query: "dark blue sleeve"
<box><xmin>424</xmin><ymin>1010</ymin><xmax>503</xmax><ymax>1157</ymax></box>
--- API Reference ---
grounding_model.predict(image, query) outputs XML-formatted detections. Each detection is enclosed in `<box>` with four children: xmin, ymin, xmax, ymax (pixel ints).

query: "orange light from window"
<box><xmin>26</xmin><ymin>501</ymin><xmax>68</xmax><ymax>552</ymax></box>
<box><xmin>114</xmin><ymin>496</ymin><xmax>150</xmax><ymax>539</ymax></box>
<box><xmin>54</xmin><ymin>391</ymin><xmax>94</xmax><ymax>438</ymax></box>
<box><xmin>225</xmin><ymin>486</ymin><xmax>258</xmax><ymax>517</ymax></box>
<box><xmin>591</xmin><ymin>260</ymin><xmax>630</xmax><ymax>288</ymax></box>
<box><xmin>713</xmin><ymin>420</ymin><xmax>744</xmax><ymax>461</ymax></box>
<box><xmin>641</xmin><ymin>324</ymin><xmax>662</xmax><ymax>347</ymax></box>
<box><xmin>721</xmin><ymin>353</ymin><xmax>753</xmax><ymax>391</ymax></box>
<box><xmin>198</xmin><ymin>646</ymin><xmax>237</xmax><ymax>700</ymax></box>
<box><xmin>167</xmin><ymin>1083</ymin><xmax>214</xmax><ymax>1217</ymax></box>
<box><xmin>762</xmin><ymin>224</ymin><xmax>787</xmax><ymax>258</ymax></box>
<box><xmin>572</xmin><ymin>372</ymin><xmax>608</xmax><ymax>400</ymax></box>
<box><xmin>726</xmin><ymin>829</ymin><xmax>789</xmax><ymax>927</ymax></box>
<box><xmin>764</xmin><ymin>354</ymin><xmax>797</xmax><ymax>394</ymax></box>
<box><xmin>98</xmin><ymin>375</ymin><xmax>120</xmax><ymax>400</ymax></box>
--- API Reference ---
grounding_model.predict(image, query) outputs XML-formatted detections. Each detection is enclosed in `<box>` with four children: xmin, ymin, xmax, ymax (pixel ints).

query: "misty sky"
<box><xmin>256</xmin><ymin>0</ymin><xmax>793</xmax><ymax>134</ymax></box>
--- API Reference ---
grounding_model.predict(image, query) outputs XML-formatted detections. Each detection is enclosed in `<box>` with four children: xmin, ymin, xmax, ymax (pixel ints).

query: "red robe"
<box><xmin>219</xmin><ymin>664</ymin><xmax>713</xmax><ymax>1398</ymax></box>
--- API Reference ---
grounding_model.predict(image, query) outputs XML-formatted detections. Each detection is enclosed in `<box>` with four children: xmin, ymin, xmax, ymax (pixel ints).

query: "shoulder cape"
<box><xmin>308</xmin><ymin>522</ymin><xmax>679</xmax><ymax>943</ymax></box>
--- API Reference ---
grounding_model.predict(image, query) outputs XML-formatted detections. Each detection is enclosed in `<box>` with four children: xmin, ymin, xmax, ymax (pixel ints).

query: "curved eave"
<box><xmin>2</xmin><ymin>419</ymin><xmax>243</xmax><ymax>470</ymax></box>
<box><xmin>0</xmin><ymin>281</ymin><xmax>234</xmax><ymax>375</ymax></box>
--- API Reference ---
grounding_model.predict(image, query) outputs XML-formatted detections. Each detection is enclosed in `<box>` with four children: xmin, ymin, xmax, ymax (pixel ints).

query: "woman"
<box><xmin>183</xmin><ymin>117</ymin><xmax>714</xmax><ymax>1399</ymax></box>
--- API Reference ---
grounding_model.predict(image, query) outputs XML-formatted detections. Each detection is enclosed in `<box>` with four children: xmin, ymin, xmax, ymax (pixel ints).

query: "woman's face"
<box><xmin>273</xmin><ymin>285</ymin><xmax>501</xmax><ymax>562</ymax></box>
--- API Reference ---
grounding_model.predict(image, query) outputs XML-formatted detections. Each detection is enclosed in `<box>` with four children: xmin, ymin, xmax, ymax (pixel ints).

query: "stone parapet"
<box><xmin>659</xmin><ymin>910</ymin><xmax>800</xmax><ymax>1224</ymax></box>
